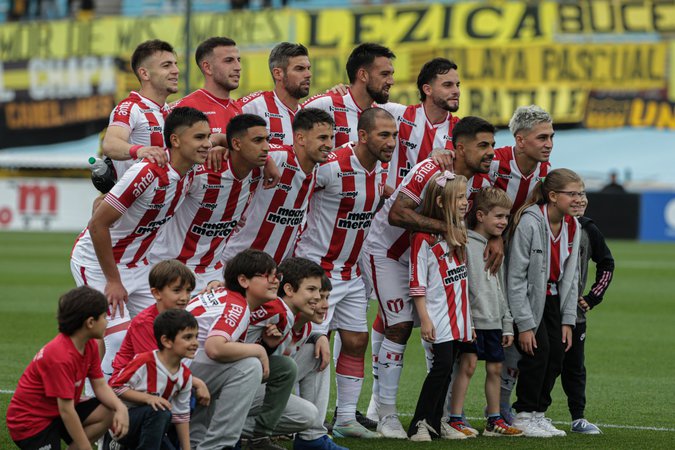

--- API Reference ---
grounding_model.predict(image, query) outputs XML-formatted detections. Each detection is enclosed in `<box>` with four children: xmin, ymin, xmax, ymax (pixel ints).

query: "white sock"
<box><xmin>101</xmin><ymin>328</ymin><xmax>126</xmax><ymax>378</ymax></box>
<box><xmin>335</xmin><ymin>352</ymin><xmax>364</xmax><ymax>426</ymax></box>
<box><xmin>370</xmin><ymin>326</ymin><xmax>384</xmax><ymax>404</ymax></box>
<box><xmin>377</xmin><ymin>339</ymin><xmax>405</xmax><ymax>410</ymax></box>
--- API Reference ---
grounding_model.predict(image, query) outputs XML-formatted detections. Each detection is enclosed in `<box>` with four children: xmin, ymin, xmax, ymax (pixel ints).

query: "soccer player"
<box><xmin>71</xmin><ymin>107</ymin><xmax>211</xmax><ymax>378</ymax></box>
<box><xmin>102</xmin><ymin>40</ymin><xmax>178</xmax><ymax>179</ymax></box>
<box><xmin>303</xmin><ymin>43</ymin><xmax>395</xmax><ymax>147</ymax></box>
<box><xmin>187</xmin><ymin>249</ymin><xmax>316</xmax><ymax>450</ymax></box>
<box><xmin>360</xmin><ymin>116</ymin><xmax>496</xmax><ymax>438</ymax></box>
<box><xmin>150</xmin><ymin>114</ymin><xmax>269</xmax><ymax>292</ymax></box>
<box><xmin>222</xmin><ymin>108</ymin><xmax>334</xmax><ymax>264</ymax></box>
<box><xmin>295</xmin><ymin>107</ymin><xmax>395</xmax><ymax>438</ymax></box>
<box><xmin>238</xmin><ymin>42</ymin><xmax>312</xmax><ymax>145</ymax></box>
<box><xmin>173</xmin><ymin>37</ymin><xmax>242</xmax><ymax>136</ymax></box>
<box><xmin>490</xmin><ymin>105</ymin><xmax>553</xmax><ymax>213</ymax></box>
<box><xmin>109</xmin><ymin>309</ymin><xmax>198</xmax><ymax>450</ymax></box>
<box><xmin>7</xmin><ymin>286</ymin><xmax>129</xmax><ymax>450</ymax></box>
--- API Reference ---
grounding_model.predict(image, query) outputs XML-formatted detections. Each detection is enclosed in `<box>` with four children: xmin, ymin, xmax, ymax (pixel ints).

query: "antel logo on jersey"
<box><xmin>266</xmin><ymin>207</ymin><xmax>304</xmax><ymax>226</ymax></box>
<box><xmin>337</xmin><ymin>170</ymin><xmax>358</xmax><ymax>178</ymax></box>
<box><xmin>115</xmin><ymin>101</ymin><xmax>132</xmax><ymax>116</ymax></box>
<box><xmin>191</xmin><ymin>219</ymin><xmax>238</xmax><ymax>238</ymax></box>
<box><xmin>250</xmin><ymin>307</ymin><xmax>270</xmax><ymax>321</ymax></box>
<box><xmin>265</xmin><ymin>112</ymin><xmax>284</xmax><ymax>119</ymax></box>
<box><xmin>414</xmin><ymin>161</ymin><xmax>438</xmax><ymax>183</ymax></box>
<box><xmin>132</xmin><ymin>172</ymin><xmax>156</xmax><ymax>198</ymax></box>
<box><xmin>329</xmin><ymin>106</ymin><xmax>349</xmax><ymax>113</ymax></box>
<box><xmin>443</xmin><ymin>265</ymin><xmax>467</xmax><ymax>285</ymax></box>
<box><xmin>337</xmin><ymin>211</ymin><xmax>375</xmax><ymax>230</ymax></box>
<box><xmin>397</xmin><ymin>116</ymin><xmax>417</xmax><ymax>128</ymax></box>
<box><xmin>223</xmin><ymin>303</ymin><xmax>245</xmax><ymax>328</ymax></box>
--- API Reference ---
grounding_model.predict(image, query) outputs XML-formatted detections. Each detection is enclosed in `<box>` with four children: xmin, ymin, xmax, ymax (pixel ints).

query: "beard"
<box><xmin>284</xmin><ymin>77</ymin><xmax>310</xmax><ymax>100</ymax></box>
<box><xmin>432</xmin><ymin>95</ymin><xmax>459</xmax><ymax>113</ymax></box>
<box><xmin>367</xmin><ymin>82</ymin><xmax>390</xmax><ymax>104</ymax></box>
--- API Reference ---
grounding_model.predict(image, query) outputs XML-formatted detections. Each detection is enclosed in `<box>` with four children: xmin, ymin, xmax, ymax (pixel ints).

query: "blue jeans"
<box><xmin>117</xmin><ymin>405</ymin><xmax>173</xmax><ymax>450</ymax></box>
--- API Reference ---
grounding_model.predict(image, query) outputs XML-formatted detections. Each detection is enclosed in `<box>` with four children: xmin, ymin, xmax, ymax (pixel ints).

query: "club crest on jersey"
<box><xmin>386</xmin><ymin>298</ymin><xmax>404</xmax><ymax>314</ymax></box>
<box><xmin>443</xmin><ymin>265</ymin><xmax>467</xmax><ymax>285</ymax></box>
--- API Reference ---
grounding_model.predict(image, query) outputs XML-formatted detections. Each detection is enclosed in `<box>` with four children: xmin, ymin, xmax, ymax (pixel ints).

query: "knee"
<box><xmin>270</xmin><ymin>355</ymin><xmax>297</xmax><ymax>382</ymax></box>
<box><xmin>384</xmin><ymin>322</ymin><xmax>413</xmax><ymax>344</ymax></box>
<box><xmin>239</xmin><ymin>356</ymin><xmax>265</xmax><ymax>381</ymax></box>
<box><xmin>339</xmin><ymin>331</ymin><xmax>369</xmax><ymax>355</ymax></box>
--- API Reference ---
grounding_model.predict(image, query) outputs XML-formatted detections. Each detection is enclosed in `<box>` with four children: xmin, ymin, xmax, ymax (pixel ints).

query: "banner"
<box><xmin>556</xmin><ymin>0</ymin><xmax>675</xmax><ymax>35</ymax></box>
<box><xmin>0</xmin><ymin>178</ymin><xmax>98</xmax><ymax>231</ymax></box>
<box><xmin>639</xmin><ymin>192</ymin><xmax>675</xmax><ymax>242</ymax></box>
<box><xmin>585</xmin><ymin>94</ymin><xmax>675</xmax><ymax>129</ymax></box>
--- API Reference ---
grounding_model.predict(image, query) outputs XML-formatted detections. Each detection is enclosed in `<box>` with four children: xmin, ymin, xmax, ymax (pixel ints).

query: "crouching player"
<box><xmin>108</xmin><ymin>309</ymin><xmax>198</xmax><ymax>449</ymax></box>
<box><xmin>6</xmin><ymin>287</ymin><xmax>129</xmax><ymax>450</ymax></box>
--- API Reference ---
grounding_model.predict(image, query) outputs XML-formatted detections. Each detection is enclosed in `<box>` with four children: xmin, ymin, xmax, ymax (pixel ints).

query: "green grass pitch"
<box><xmin>1</xmin><ymin>232</ymin><xmax>674</xmax><ymax>448</ymax></box>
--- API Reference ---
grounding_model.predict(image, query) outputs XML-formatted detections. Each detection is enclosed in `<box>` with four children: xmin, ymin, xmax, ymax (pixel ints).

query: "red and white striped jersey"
<box><xmin>490</xmin><ymin>146</ymin><xmax>550</xmax><ymax>213</ymax></box>
<box><xmin>186</xmin><ymin>288</ymin><xmax>250</xmax><ymax>351</ymax></box>
<box><xmin>151</xmin><ymin>161</ymin><xmax>262</xmax><ymax>274</ymax></box>
<box><xmin>173</xmin><ymin>88</ymin><xmax>242</xmax><ymax>135</ymax></box>
<box><xmin>295</xmin><ymin>143</ymin><xmax>388</xmax><ymax>280</ymax></box>
<box><xmin>245</xmin><ymin>298</ymin><xmax>295</xmax><ymax>355</ymax></box>
<box><xmin>542</xmin><ymin>205</ymin><xmax>578</xmax><ymax>296</ymax></box>
<box><xmin>71</xmin><ymin>157</ymin><xmax>193</xmax><ymax>268</ymax></box>
<box><xmin>109</xmin><ymin>350</ymin><xmax>192</xmax><ymax>423</ymax></box>
<box><xmin>223</xmin><ymin>145</ymin><xmax>317</xmax><ymax>264</ymax></box>
<box><xmin>380</xmin><ymin>102</ymin><xmax>459</xmax><ymax>189</ymax></box>
<box><xmin>409</xmin><ymin>232</ymin><xmax>471</xmax><ymax>343</ymax></box>
<box><xmin>302</xmin><ymin>88</ymin><xmax>363</xmax><ymax>148</ymax></box>
<box><xmin>282</xmin><ymin>319</ymin><xmax>313</xmax><ymax>357</ymax></box>
<box><xmin>237</xmin><ymin>90</ymin><xmax>299</xmax><ymax>145</ymax></box>
<box><xmin>364</xmin><ymin>158</ymin><xmax>488</xmax><ymax>266</ymax></box>
<box><xmin>108</xmin><ymin>91</ymin><xmax>169</xmax><ymax>178</ymax></box>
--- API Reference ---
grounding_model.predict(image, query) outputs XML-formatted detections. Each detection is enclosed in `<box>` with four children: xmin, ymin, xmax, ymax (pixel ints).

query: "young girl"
<box><xmin>407</xmin><ymin>171</ymin><xmax>473</xmax><ymax>442</ymax></box>
<box><xmin>508</xmin><ymin>168</ymin><xmax>582</xmax><ymax>438</ymax></box>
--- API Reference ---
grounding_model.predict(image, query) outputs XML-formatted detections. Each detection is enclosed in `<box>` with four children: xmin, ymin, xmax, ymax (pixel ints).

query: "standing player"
<box><xmin>295</xmin><ymin>108</ymin><xmax>395</xmax><ymax>438</ymax></box>
<box><xmin>222</xmin><ymin>108</ymin><xmax>334</xmax><ymax>264</ymax></box>
<box><xmin>150</xmin><ymin>114</ymin><xmax>268</xmax><ymax>292</ymax></box>
<box><xmin>360</xmin><ymin>116</ymin><xmax>496</xmax><ymax>438</ymax></box>
<box><xmin>102</xmin><ymin>40</ymin><xmax>178</xmax><ymax>179</ymax></box>
<box><xmin>173</xmin><ymin>37</ymin><xmax>242</xmax><ymax>137</ymax></box>
<box><xmin>237</xmin><ymin>42</ymin><xmax>312</xmax><ymax>145</ymax></box>
<box><xmin>70</xmin><ymin>107</ymin><xmax>211</xmax><ymax>378</ymax></box>
<box><xmin>303</xmin><ymin>43</ymin><xmax>395</xmax><ymax>147</ymax></box>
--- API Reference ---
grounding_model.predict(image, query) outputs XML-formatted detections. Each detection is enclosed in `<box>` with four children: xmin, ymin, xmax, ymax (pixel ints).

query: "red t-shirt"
<box><xmin>111</xmin><ymin>304</ymin><xmax>160</xmax><ymax>378</ymax></box>
<box><xmin>6</xmin><ymin>333</ymin><xmax>103</xmax><ymax>442</ymax></box>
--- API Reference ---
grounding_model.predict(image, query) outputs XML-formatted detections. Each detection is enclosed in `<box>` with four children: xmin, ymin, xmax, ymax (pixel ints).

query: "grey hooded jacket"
<box><xmin>506</xmin><ymin>205</ymin><xmax>580</xmax><ymax>333</ymax></box>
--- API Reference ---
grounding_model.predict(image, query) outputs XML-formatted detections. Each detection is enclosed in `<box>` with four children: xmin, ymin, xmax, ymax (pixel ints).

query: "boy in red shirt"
<box><xmin>7</xmin><ymin>286</ymin><xmax>129</xmax><ymax>450</ymax></box>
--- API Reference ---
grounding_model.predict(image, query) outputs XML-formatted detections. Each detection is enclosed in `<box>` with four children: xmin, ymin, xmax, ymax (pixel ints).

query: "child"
<box><xmin>562</xmin><ymin>194</ymin><xmax>614</xmax><ymax>434</ymax></box>
<box><xmin>508</xmin><ymin>168</ymin><xmax>582</xmax><ymax>438</ymax></box>
<box><xmin>447</xmin><ymin>187</ymin><xmax>523</xmax><ymax>437</ymax></box>
<box><xmin>6</xmin><ymin>286</ymin><xmax>129</xmax><ymax>450</ymax></box>
<box><xmin>109</xmin><ymin>309</ymin><xmax>198</xmax><ymax>450</ymax></box>
<box><xmin>406</xmin><ymin>171</ymin><xmax>473</xmax><ymax>442</ymax></box>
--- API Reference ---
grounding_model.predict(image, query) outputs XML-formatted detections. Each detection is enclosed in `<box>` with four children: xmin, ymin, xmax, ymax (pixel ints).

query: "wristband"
<box><xmin>129</xmin><ymin>145</ymin><xmax>143</xmax><ymax>159</ymax></box>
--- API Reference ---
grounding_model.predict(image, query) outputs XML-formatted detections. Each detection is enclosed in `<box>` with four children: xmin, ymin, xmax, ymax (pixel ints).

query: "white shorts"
<box><xmin>192</xmin><ymin>267</ymin><xmax>225</xmax><ymax>295</ymax></box>
<box><xmin>360</xmin><ymin>253</ymin><xmax>412</xmax><ymax>327</ymax></box>
<box><xmin>70</xmin><ymin>260</ymin><xmax>155</xmax><ymax>321</ymax></box>
<box><xmin>315</xmin><ymin>276</ymin><xmax>369</xmax><ymax>334</ymax></box>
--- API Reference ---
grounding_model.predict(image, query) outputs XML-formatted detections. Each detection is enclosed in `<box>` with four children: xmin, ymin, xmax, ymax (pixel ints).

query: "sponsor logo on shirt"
<box><xmin>200</xmin><ymin>291</ymin><xmax>222</xmax><ymax>307</ymax></box>
<box><xmin>339</xmin><ymin>191</ymin><xmax>358</xmax><ymax>199</ymax></box>
<box><xmin>335</xmin><ymin>126</ymin><xmax>351</xmax><ymax>134</ymax></box>
<box><xmin>443</xmin><ymin>264</ymin><xmax>467</xmax><ymax>285</ymax></box>
<box><xmin>204</xmin><ymin>111</ymin><xmax>216</xmax><ymax>115</ymax></box>
<box><xmin>147</xmin><ymin>125</ymin><xmax>163</xmax><ymax>132</ymax></box>
<box><xmin>132</xmin><ymin>172</ymin><xmax>156</xmax><ymax>198</ymax></box>
<box><xmin>400</xmin><ymin>139</ymin><xmax>417</xmax><ymax>150</ymax></box>
<box><xmin>114</xmin><ymin>101</ymin><xmax>132</xmax><ymax>116</ymax></box>
<box><xmin>494</xmin><ymin>172</ymin><xmax>513</xmax><ymax>179</ymax></box>
<box><xmin>281</xmin><ymin>162</ymin><xmax>300</xmax><ymax>172</ymax></box>
<box><xmin>442</xmin><ymin>134</ymin><xmax>452</xmax><ymax>141</ymax></box>
<box><xmin>191</xmin><ymin>220</ymin><xmax>238</xmax><ymax>238</ymax></box>
<box><xmin>266</xmin><ymin>207</ymin><xmax>304</xmax><ymax>226</ymax></box>
<box><xmin>140</xmin><ymin>108</ymin><xmax>155</xmax><ymax>114</ymax></box>
<box><xmin>397</xmin><ymin>116</ymin><xmax>417</xmax><ymax>127</ymax></box>
<box><xmin>329</xmin><ymin>105</ymin><xmax>349</xmax><ymax>113</ymax></box>
<box><xmin>265</xmin><ymin>112</ymin><xmax>284</xmax><ymax>119</ymax></box>
<box><xmin>201</xmin><ymin>183</ymin><xmax>226</xmax><ymax>189</ymax></box>
<box><xmin>212</xmin><ymin>127</ymin><xmax>222</xmax><ymax>133</ymax></box>
<box><xmin>337</xmin><ymin>170</ymin><xmax>358</xmax><ymax>178</ymax></box>
<box><xmin>135</xmin><ymin>216</ymin><xmax>171</xmax><ymax>234</ymax></box>
<box><xmin>148</xmin><ymin>203</ymin><xmax>165</xmax><ymax>210</ymax></box>
<box><xmin>276</xmin><ymin>183</ymin><xmax>292</xmax><ymax>192</ymax></box>
<box><xmin>270</xmin><ymin>132</ymin><xmax>286</xmax><ymax>140</ymax></box>
<box><xmin>223</xmin><ymin>303</ymin><xmax>245</xmax><ymax>328</ymax></box>
<box><xmin>337</xmin><ymin>211</ymin><xmax>375</xmax><ymax>230</ymax></box>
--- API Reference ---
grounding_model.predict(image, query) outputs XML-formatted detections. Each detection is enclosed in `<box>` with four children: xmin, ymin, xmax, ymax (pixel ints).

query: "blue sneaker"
<box><xmin>294</xmin><ymin>435</ymin><xmax>349</xmax><ymax>450</ymax></box>
<box><xmin>571</xmin><ymin>418</ymin><xmax>602</xmax><ymax>435</ymax></box>
<box><xmin>500</xmin><ymin>403</ymin><xmax>516</xmax><ymax>425</ymax></box>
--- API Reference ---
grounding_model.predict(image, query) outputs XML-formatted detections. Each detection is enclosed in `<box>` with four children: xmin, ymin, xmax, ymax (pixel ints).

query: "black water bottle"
<box><xmin>88</xmin><ymin>157</ymin><xmax>117</xmax><ymax>194</ymax></box>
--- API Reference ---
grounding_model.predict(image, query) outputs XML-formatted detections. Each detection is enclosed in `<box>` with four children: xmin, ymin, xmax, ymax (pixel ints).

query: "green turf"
<box><xmin>1</xmin><ymin>233</ymin><xmax>674</xmax><ymax>448</ymax></box>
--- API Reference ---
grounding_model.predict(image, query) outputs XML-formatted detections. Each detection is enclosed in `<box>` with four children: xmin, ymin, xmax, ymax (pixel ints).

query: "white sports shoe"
<box><xmin>409</xmin><ymin>419</ymin><xmax>433</xmax><ymax>442</ymax></box>
<box><xmin>366</xmin><ymin>394</ymin><xmax>380</xmax><ymax>423</ymax></box>
<box><xmin>439</xmin><ymin>421</ymin><xmax>469</xmax><ymax>440</ymax></box>
<box><xmin>512</xmin><ymin>412</ymin><xmax>553</xmax><ymax>438</ymax></box>
<box><xmin>377</xmin><ymin>414</ymin><xmax>408</xmax><ymax>439</ymax></box>
<box><xmin>533</xmin><ymin>412</ymin><xmax>567</xmax><ymax>436</ymax></box>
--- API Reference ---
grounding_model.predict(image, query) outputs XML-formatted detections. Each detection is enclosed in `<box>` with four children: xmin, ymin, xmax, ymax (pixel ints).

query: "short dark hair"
<box><xmin>452</xmin><ymin>116</ymin><xmax>496</xmax><ymax>147</ymax></box>
<box><xmin>195</xmin><ymin>36</ymin><xmax>237</xmax><ymax>68</ymax></box>
<box><xmin>346</xmin><ymin>43</ymin><xmax>395</xmax><ymax>84</ymax></box>
<box><xmin>320</xmin><ymin>274</ymin><xmax>332</xmax><ymax>292</ymax></box>
<box><xmin>58</xmin><ymin>286</ymin><xmax>108</xmax><ymax>335</ymax></box>
<box><xmin>268</xmin><ymin>42</ymin><xmax>309</xmax><ymax>75</ymax></box>
<box><xmin>224</xmin><ymin>249</ymin><xmax>277</xmax><ymax>296</ymax></box>
<box><xmin>357</xmin><ymin>107</ymin><xmax>394</xmax><ymax>134</ymax></box>
<box><xmin>154</xmin><ymin>309</ymin><xmax>198</xmax><ymax>349</ymax></box>
<box><xmin>417</xmin><ymin>58</ymin><xmax>458</xmax><ymax>101</ymax></box>
<box><xmin>131</xmin><ymin>40</ymin><xmax>175</xmax><ymax>79</ymax></box>
<box><xmin>277</xmin><ymin>257</ymin><xmax>325</xmax><ymax>297</ymax></box>
<box><xmin>149</xmin><ymin>260</ymin><xmax>196</xmax><ymax>292</ymax></box>
<box><xmin>226</xmin><ymin>113</ymin><xmax>268</xmax><ymax>149</ymax></box>
<box><xmin>292</xmin><ymin>107</ymin><xmax>334</xmax><ymax>133</ymax></box>
<box><xmin>164</xmin><ymin>107</ymin><xmax>209</xmax><ymax>148</ymax></box>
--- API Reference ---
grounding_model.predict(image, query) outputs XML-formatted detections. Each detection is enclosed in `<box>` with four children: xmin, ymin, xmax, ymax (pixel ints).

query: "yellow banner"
<box><xmin>556</xmin><ymin>0</ymin><xmax>675</xmax><ymax>34</ymax></box>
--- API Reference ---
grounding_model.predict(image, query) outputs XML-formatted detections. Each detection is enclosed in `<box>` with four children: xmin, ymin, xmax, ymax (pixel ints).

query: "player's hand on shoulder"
<box><xmin>430</xmin><ymin>148</ymin><xmax>455</xmax><ymax>172</ymax></box>
<box><xmin>199</xmin><ymin>280</ymin><xmax>225</xmax><ymax>295</ymax></box>
<box><xmin>327</xmin><ymin>83</ymin><xmax>348</xmax><ymax>95</ymax></box>
<box><xmin>206</xmin><ymin>145</ymin><xmax>228</xmax><ymax>170</ymax></box>
<box><xmin>484</xmin><ymin>236</ymin><xmax>504</xmax><ymax>275</ymax></box>
<box><xmin>105</xmin><ymin>280</ymin><xmax>128</xmax><ymax>319</ymax></box>
<box><xmin>263</xmin><ymin>157</ymin><xmax>281</xmax><ymax>189</ymax></box>
<box><xmin>138</xmin><ymin>146</ymin><xmax>168</xmax><ymax>166</ymax></box>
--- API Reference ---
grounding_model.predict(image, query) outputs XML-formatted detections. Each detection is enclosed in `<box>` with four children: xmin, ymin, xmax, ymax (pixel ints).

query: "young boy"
<box><xmin>562</xmin><ymin>194</ymin><xmax>614</xmax><ymax>434</ymax></box>
<box><xmin>186</xmin><ymin>249</ymin><xmax>315</xmax><ymax>450</ymax></box>
<box><xmin>109</xmin><ymin>309</ymin><xmax>199</xmax><ymax>450</ymax></box>
<box><xmin>448</xmin><ymin>187</ymin><xmax>523</xmax><ymax>437</ymax></box>
<box><xmin>6</xmin><ymin>286</ymin><xmax>129</xmax><ymax>450</ymax></box>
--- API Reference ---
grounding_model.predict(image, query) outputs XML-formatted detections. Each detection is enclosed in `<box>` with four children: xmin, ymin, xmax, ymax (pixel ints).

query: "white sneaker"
<box><xmin>439</xmin><ymin>421</ymin><xmax>468</xmax><ymax>440</ymax></box>
<box><xmin>512</xmin><ymin>412</ymin><xmax>552</xmax><ymax>438</ymax></box>
<box><xmin>409</xmin><ymin>419</ymin><xmax>433</xmax><ymax>442</ymax></box>
<box><xmin>366</xmin><ymin>394</ymin><xmax>380</xmax><ymax>423</ymax></box>
<box><xmin>534</xmin><ymin>412</ymin><xmax>567</xmax><ymax>436</ymax></box>
<box><xmin>377</xmin><ymin>414</ymin><xmax>408</xmax><ymax>439</ymax></box>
